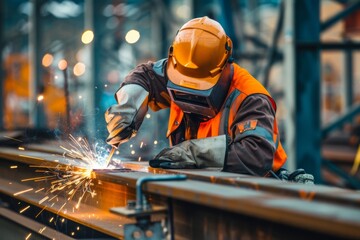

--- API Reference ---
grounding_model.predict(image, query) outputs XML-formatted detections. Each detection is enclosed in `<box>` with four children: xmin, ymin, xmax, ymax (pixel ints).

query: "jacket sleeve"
<box><xmin>224</xmin><ymin>94</ymin><xmax>276</xmax><ymax>176</ymax></box>
<box><xmin>119</xmin><ymin>61</ymin><xmax>171</xmax><ymax>111</ymax></box>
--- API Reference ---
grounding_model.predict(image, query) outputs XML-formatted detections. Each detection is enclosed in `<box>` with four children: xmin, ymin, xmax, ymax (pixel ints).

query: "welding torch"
<box><xmin>105</xmin><ymin>147</ymin><xmax>116</xmax><ymax>167</ymax></box>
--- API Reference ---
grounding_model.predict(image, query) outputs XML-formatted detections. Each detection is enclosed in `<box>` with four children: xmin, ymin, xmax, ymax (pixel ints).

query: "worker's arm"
<box><xmin>149</xmin><ymin>94</ymin><xmax>276</xmax><ymax>176</ymax></box>
<box><xmin>105</xmin><ymin>61</ymin><xmax>170</xmax><ymax>147</ymax></box>
<box><xmin>224</xmin><ymin>94</ymin><xmax>276</xmax><ymax>176</ymax></box>
<box><xmin>121</xmin><ymin>61</ymin><xmax>171</xmax><ymax>111</ymax></box>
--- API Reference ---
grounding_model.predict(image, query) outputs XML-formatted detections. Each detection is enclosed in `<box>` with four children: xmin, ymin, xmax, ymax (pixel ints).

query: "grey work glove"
<box><xmin>149</xmin><ymin>135</ymin><xmax>228</xmax><ymax>169</ymax></box>
<box><xmin>277</xmin><ymin>168</ymin><xmax>314</xmax><ymax>184</ymax></box>
<box><xmin>105</xmin><ymin>84</ymin><xmax>149</xmax><ymax>147</ymax></box>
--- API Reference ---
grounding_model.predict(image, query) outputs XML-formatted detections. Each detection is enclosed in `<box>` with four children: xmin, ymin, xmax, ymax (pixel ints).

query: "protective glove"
<box><xmin>276</xmin><ymin>168</ymin><xmax>314</xmax><ymax>184</ymax></box>
<box><xmin>288</xmin><ymin>169</ymin><xmax>315</xmax><ymax>184</ymax></box>
<box><xmin>149</xmin><ymin>135</ymin><xmax>228</xmax><ymax>169</ymax></box>
<box><xmin>105</xmin><ymin>84</ymin><xmax>149</xmax><ymax>147</ymax></box>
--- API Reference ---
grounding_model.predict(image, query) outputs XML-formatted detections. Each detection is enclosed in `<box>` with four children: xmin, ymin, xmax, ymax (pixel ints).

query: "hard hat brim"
<box><xmin>167</xmin><ymin>58</ymin><xmax>221</xmax><ymax>91</ymax></box>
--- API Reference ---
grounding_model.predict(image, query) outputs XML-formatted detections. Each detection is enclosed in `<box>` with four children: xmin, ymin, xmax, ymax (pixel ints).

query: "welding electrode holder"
<box><xmin>110</xmin><ymin>174</ymin><xmax>187</xmax><ymax>240</ymax></box>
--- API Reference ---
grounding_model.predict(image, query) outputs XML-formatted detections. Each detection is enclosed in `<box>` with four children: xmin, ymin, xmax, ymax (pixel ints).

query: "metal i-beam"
<box><xmin>29</xmin><ymin>0</ymin><xmax>46</xmax><ymax>128</ymax></box>
<box><xmin>321</xmin><ymin>1</ymin><xmax>360</xmax><ymax>32</ymax></box>
<box><xmin>294</xmin><ymin>0</ymin><xmax>322</xmax><ymax>183</ymax></box>
<box><xmin>1</xmin><ymin>145</ymin><xmax>360</xmax><ymax>239</ymax></box>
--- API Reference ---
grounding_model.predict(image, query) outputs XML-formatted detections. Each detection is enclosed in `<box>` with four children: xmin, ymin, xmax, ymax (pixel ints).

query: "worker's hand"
<box><xmin>105</xmin><ymin>106</ymin><xmax>137</xmax><ymax>147</ymax></box>
<box><xmin>105</xmin><ymin>84</ymin><xmax>149</xmax><ymax>147</ymax></box>
<box><xmin>276</xmin><ymin>168</ymin><xmax>315</xmax><ymax>184</ymax></box>
<box><xmin>149</xmin><ymin>135</ymin><xmax>228</xmax><ymax>169</ymax></box>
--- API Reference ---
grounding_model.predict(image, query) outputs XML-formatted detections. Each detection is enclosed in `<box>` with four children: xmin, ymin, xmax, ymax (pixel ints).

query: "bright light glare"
<box><xmin>37</xmin><ymin>95</ymin><xmax>44</xmax><ymax>101</ymax></box>
<box><xmin>42</xmin><ymin>53</ymin><xmax>53</xmax><ymax>67</ymax></box>
<box><xmin>125</xmin><ymin>29</ymin><xmax>140</xmax><ymax>44</ymax></box>
<box><xmin>73</xmin><ymin>62</ymin><xmax>86</xmax><ymax>76</ymax></box>
<box><xmin>81</xmin><ymin>30</ymin><xmax>94</xmax><ymax>44</ymax></box>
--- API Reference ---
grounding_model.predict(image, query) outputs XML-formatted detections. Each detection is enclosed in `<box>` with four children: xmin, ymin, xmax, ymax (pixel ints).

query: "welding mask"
<box><xmin>166</xmin><ymin>16</ymin><xmax>233</xmax><ymax>119</ymax></box>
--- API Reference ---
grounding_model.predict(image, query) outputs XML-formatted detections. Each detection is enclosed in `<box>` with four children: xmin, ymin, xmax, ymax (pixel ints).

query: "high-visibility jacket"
<box><xmin>121</xmin><ymin>60</ymin><xmax>287</xmax><ymax>174</ymax></box>
<box><xmin>165</xmin><ymin>63</ymin><xmax>287</xmax><ymax>172</ymax></box>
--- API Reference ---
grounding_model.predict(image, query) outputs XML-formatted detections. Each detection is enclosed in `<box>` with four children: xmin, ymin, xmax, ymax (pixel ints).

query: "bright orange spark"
<box><xmin>39</xmin><ymin>227</ymin><xmax>46</xmax><ymax>233</ymax></box>
<box><xmin>25</xmin><ymin>134</ymin><xmax>108</xmax><ymax>222</ymax></box>
<box><xmin>20</xmin><ymin>205</ymin><xmax>30</xmax><ymax>213</ymax></box>
<box><xmin>13</xmin><ymin>188</ymin><xmax>33</xmax><ymax>196</ymax></box>
<box><xmin>35</xmin><ymin>188</ymin><xmax>45</xmax><ymax>193</ymax></box>
<box><xmin>25</xmin><ymin>233</ymin><xmax>32</xmax><ymax>240</ymax></box>
<box><xmin>39</xmin><ymin>196</ymin><xmax>49</xmax><ymax>204</ymax></box>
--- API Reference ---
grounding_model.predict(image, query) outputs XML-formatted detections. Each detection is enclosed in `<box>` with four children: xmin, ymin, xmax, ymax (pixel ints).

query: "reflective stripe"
<box><xmin>237</xmin><ymin>126</ymin><xmax>276</xmax><ymax>150</ymax></box>
<box><xmin>153</xmin><ymin>58</ymin><xmax>167</xmax><ymax>77</ymax></box>
<box><xmin>167</xmin><ymin>63</ymin><xmax>287</xmax><ymax>170</ymax></box>
<box><xmin>274</xmin><ymin>134</ymin><xmax>279</xmax><ymax>149</ymax></box>
<box><xmin>220</xmin><ymin>89</ymin><xmax>240</xmax><ymax>135</ymax></box>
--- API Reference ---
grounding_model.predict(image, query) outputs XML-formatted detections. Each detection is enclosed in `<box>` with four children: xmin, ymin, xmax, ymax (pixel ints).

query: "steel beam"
<box><xmin>297</xmin><ymin>41</ymin><xmax>360</xmax><ymax>50</ymax></box>
<box><xmin>294</xmin><ymin>0</ymin><xmax>322</xmax><ymax>183</ymax></box>
<box><xmin>84</xmin><ymin>0</ymin><xmax>106</xmax><ymax>140</ymax></box>
<box><xmin>344</xmin><ymin>39</ymin><xmax>354</xmax><ymax>109</ymax></box>
<box><xmin>0</xmin><ymin>207</ymin><xmax>74</xmax><ymax>240</ymax></box>
<box><xmin>29</xmin><ymin>0</ymin><xmax>46</xmax><ymax>128</ymax></box>
<box><xmin>218</xmin><ymin>0</ymin><xmax>238</xmax><ymax>51</ymax></box>
<box><xmin>1</xmin><ymin>145</ymin><xmax>360</xmax><ymax>239</ymax></box>
<box><xmin>322</xmin><ymin>104</ymin><xmax>360</xmax><ymax>138</ymax></box>
<box><xmin>321</xmin><ymin>1</ymin><xmax>360</xmax><ymax>32</ymax></box>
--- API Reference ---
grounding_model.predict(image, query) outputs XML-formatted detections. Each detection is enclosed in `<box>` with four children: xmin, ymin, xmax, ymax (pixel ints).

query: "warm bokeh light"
<box><xmin>58</xmin><ymin>59</ymin><xmax>68</xmax><ymax>70</ymax></box>
<box><xmin>81</xmin><ymin>30</ymin><xmax>94</xmax><ymax>44</ymax></box>
<box><xmin>37</xmin><ymin>95</ymin><xmax>44</xmax><ymax>101</ymax></box>
<box><xmin>73</xmin><ymin>62</ymin><xmax>86</xmax><ymax>76</ymax></box>
<box><xmin>42</xmin><ymin>53</ymin><xmax>53</xmax><ymax>67</ymax></box>
<box><xmin>125</xmin><ymin>29</ymin><xmax>140</xmax><ymax>44</ymax></box>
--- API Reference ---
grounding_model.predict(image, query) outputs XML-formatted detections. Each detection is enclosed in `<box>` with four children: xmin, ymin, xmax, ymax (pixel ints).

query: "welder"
<box><xmin>105</xmin><ymin>16</ymin><xmax>288</xmax><ymax>177</ymax></box>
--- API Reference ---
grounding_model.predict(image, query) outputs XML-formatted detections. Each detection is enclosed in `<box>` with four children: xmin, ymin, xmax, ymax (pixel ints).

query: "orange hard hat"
<box><xmin>167</xmin><ymin>16</ymin><xmax>233</xmax><ymax>91</ymax></box>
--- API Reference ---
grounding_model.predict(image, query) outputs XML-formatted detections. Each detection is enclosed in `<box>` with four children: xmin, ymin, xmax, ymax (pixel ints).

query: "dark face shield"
<box><xmin>167</xmin><ymin>64</ymin><xmax>233</xmax><ymax>119</ymax></box>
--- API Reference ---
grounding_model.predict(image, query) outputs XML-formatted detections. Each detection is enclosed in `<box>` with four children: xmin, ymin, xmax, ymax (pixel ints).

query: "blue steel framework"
<box><xmin>294</xmin><ymin>0</ymin><xmax>322</xmax><ymax>183</ymax></box>
<box><xmin>296</xmin><ymin>0</ymin><xmax>360</xmax><ymax>186</ymax></box>
<box><xmin>29</xmin><ymin>0</ymin><xmax>46</xmax><ymax>129</ymax></box>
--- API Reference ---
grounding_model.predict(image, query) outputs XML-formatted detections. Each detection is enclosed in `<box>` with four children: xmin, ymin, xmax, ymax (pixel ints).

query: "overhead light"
<box><xmin>42</xmin><ymin>53</ymin><xmax>53</xmax><ymax>67</ymax></box>
<box><xmin>81</xmin><ymin>30</ymin><xmax>94</xmax><ymax>44</ymax></box>
<box><xmin>73</xmin><ymin>62</ymin><xmax>86</xmax><ymax>76</ymax></box>
<box><xmin>58</xmin><ymin>59</ymin><xmax>68</xmax><ymax>70</ymax></box>
<box><xmin>125</xmin><ymin>29</ymin><xmax>140</xmax><ymax>44</ymax></box>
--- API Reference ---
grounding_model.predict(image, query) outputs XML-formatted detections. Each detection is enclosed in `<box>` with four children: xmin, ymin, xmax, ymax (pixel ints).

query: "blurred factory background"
<box><xmin>1</xmin><ymin>0</ymin><xmax>360</xmax><ymax>189</ymax></box>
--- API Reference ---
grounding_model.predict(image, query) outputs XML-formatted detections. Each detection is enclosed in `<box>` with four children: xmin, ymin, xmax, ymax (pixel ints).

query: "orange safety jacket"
<box><xmin>166</xmin><ymin>63</ymin><xmax>287</xmax><ymax>172</ymax></box>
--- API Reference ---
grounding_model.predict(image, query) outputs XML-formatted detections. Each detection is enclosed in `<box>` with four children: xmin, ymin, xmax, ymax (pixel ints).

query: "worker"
<box><xmin>105</xmin><ymin>16</ymin><xmax>287</xmax><ymax>177</ymax></box>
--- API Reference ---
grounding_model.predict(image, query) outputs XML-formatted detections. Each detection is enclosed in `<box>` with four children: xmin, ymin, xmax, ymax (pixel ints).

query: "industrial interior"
<box><xmin>0</xmin><ymin>0</ymin><xmax>360</xmax><ymax>239</ymax></box>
